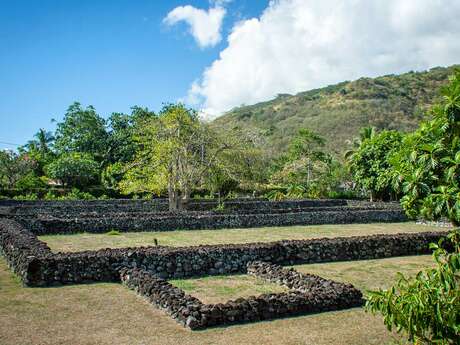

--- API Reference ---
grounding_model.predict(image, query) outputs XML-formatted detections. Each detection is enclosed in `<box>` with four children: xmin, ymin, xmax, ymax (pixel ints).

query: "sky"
<box><xmin>1</xmin><ymin>0</ymin><xmax>459</xmax><ymax>149</ymax></box>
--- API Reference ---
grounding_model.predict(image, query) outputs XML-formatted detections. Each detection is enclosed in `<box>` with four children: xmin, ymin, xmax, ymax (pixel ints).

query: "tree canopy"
<box><xmin>394</xmin><ymin>70</ymin><xmax>460</xmax><ymax>225</ymax></box>
<box><xmin>348</xmin><ymin>130</ymin><xmax>403</xmax><ymax>201</ymax></box>
<box><xmin>54</xmin><ymin>102</ymin><xmax>109</xmax><ymax>162</ymax></box>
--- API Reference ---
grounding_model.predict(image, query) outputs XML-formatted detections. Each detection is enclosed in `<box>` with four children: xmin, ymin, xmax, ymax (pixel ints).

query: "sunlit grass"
<box><xmin>39</xmin><ymin>222</ymin><xmax>440</xmax><ymax>253</ymax></box>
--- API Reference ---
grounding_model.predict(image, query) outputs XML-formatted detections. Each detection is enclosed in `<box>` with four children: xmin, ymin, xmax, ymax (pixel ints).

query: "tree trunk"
<box><xmin>168</xmin><ymin>181</ymin><xmax>180</xmax><ymax>212</ymax></box>
<box><xmin>180</xmin><ymin>186</ymin><xmax>190</xmax><ymax>211</ymax></box>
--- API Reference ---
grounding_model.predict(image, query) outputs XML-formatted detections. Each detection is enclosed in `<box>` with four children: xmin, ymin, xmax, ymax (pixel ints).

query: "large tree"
<box><xmin>120</xmin><ymin>104</ymin><xmax>266</xmax><ymax>210</ymax></box>
<box><xmin>54</xmin><ymin>102</ymin><xmax>109</xmax><ymax>162</ymax></box>
<box><xmin>394</xmin><ymin>70</ymin><xmax>460</xmax><ymax>226</ymax></box>
<box><xmin>269</xmin><ymin>129</ymin><xmax>337</xmax><ymax>198</ymax></box>
<box><xmin>349</xmin><ymin>130</ymin><xmax>403</xmax><ymax>201</ymax></box>
<box><xmin>120</xmin><ymin>104</ymin><xmax>222</xmax><ymax>210</ymax></box>
<box><xmin>106</xmin><ymin>106</ymin><xmax>156</xmax><ymax>164</ymax></box>
<box><xmin>45</xmin><ymin>152</ymin><xmax>99</xmax><ymax>188</ymax></box>
<box><xmin>21</xmin><ymin>128</ymin><xmax>55</xmax><ymax>175</ymax></box>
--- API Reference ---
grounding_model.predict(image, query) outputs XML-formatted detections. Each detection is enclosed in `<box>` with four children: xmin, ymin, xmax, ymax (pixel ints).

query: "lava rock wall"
<box><xmin>120</xmin><ymin>262</ymin><xmax>363</xmax><ymax>330</ymax></box>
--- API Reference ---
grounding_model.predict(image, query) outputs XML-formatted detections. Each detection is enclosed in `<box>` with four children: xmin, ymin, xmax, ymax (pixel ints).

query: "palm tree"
<box><xmin>344</xmin><ymin>126</ymin><xmax>377</xmax><ymax>161</ymax></box>
<box><xmin>26</xmin><ymin>129</ymin><xmax>54</xmax><ymax>156</ymax></box>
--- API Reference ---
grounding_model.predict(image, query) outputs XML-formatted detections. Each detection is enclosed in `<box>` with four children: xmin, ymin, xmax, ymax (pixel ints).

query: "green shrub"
<box><xmin>45</xmin><ymin>152</ymin><xmax>99</xmax><ymax>189</ymax></box>
<box><xmin>12</xmin><ymin>192</ymin><xmax>39</xmax><ymax>200</ymax></box>
<box><xmin>14</xmin><ymin>173</ymin><xmax>47</xmax><ymax>191</ymax></box>
<box><xmin>365</xmin><ymin>230</ymin><xmax>460</xmax><ymax>344</ymax></box>
<box><xmin>213</xmin><ymin>203</ymin><xmax>225</xmax><ymax>212</ymax></box>
<box><xmin>327</xmin><ymin>190</ymin><xmax>359</xmax><ymax>199</ymax></box>
<box><xmin>57</xmin><ymin>188</ymin><xmax>96</xmax><ymax>200</ymax></box>
<box><xmin>106</xmin><ymin>229</ymin><xmax>121</xmax><ymax>236</ymax></box>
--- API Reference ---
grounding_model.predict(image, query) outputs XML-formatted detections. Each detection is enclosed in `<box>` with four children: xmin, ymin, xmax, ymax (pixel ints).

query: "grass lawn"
<box><xmin>39</xmin><ymin>222</ymin><xmax>441</xmax><ymax>252</ymax></box>
<box><xmin>170</xmin><ymin>275</ymin><xmax>289</xmax><ymax>304</ymax></box>
<box><xmin>169</xmin><ymin>255</ymin><xmax>434</xmax><ymax>303</ymax></box>
<box><xmin>0</xmin><ymin>254</ymin><xmax>434</xmax><ymax>345</ymax></box>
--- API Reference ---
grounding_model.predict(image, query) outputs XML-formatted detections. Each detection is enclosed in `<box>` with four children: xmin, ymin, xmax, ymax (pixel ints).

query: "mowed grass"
<box><xmin>170</xmin><ymin>275</ymin><xmax>289</xmax><ymax>304</ymax></box>
<box><xmin>169</xmin><ymin>255</ymin><xmax>434</xmax><ymax>304</ymax></box>
<box><xmin>40</xmin><ymin>222</ymin><xmax>441</xmax><ymax>253</ymax></box>
<box><xmin>0</xmin><ymin>255</ymin><xmax>435</xmax><ymax>345</ymax></box>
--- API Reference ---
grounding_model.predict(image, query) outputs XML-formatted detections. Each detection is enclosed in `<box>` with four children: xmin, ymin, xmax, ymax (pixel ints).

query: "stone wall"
<box><xmin>1</xmin><ymin>198</ymin><xmax>398</xmax><ymax>218</ymax></box>
<box><xmin>248</xmin><ymin>261</ymin><xmax>359</xmax><ymax>295</ymax></box>
<box><xmin>26</xmin><ymin>208</ymin><xmax>405</xmax><ymax>235</ymax></box>
<box><xmin>120</xmin><ymin>262</ymin><xmax>363</xmax><ymax>329</ymax></box>
<box><xmin>1</xmin><ymin>198</ymin><xmax>406</xmax><ymax>234</ymax></box>
<box><xmin>0</xmin><ymin>219</ymin><xmax>52</xmax><ymax>285</ymax></box>
<box><xmin>0</xmin><ymin>218</ymin><xmax>448</xmax><ymax>287</ymax></box>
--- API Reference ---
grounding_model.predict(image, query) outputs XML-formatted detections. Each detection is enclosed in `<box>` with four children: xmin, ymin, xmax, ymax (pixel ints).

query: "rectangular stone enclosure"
<box><xmin>120</xmin><ymin>261</ymin><xmax>363</xmax><ymax>329</ymax></box>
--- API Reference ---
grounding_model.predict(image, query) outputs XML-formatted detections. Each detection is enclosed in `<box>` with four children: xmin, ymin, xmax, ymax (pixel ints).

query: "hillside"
<box><xmin>214</xmin><ymin>65</ymin><xmax>459</xmax><ymax>155</ymax></box>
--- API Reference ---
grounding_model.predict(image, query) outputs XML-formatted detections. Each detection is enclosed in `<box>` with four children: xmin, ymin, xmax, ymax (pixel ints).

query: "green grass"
<box><xmin>170</xmin><ymin>275</ymin><xmax>288</xmax><ymax>304</ymax></box>
<box><xmin>105</xmin><ymin>229</ymin><xmax>121</xmax><ymax>236</ymax></box>
<box><xmin>168</xmin><ymin>255</ymin><xmax>434</xmax><ymax>304</ymax></box>
<box><xmin>0</xmin><ymin>254</ymin><xmax>433</xmax><ymax>345</ymax></box>
<box><xmin>39</xmin><ymin>222</ymin><xmax>441</xmax><ymax>253</ymax></box>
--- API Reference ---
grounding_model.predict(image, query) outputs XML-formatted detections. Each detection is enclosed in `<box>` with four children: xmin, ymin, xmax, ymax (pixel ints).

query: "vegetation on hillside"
<box><xmin>216</xmin><ymin>65</ymin><xmax>458</xmax><ymax>155</ymax></box>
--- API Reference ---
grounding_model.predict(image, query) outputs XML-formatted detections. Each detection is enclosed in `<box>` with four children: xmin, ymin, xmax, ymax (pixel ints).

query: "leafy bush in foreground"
<box><xmin>366</xmin><ymin>230</ymin><xmax>460</xmax><ymax>344</ymax></box>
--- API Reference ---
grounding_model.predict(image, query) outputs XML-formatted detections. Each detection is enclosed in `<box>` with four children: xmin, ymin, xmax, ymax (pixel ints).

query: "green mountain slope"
<box><xmin>214</xmin><ymin>65</ymin><xmax>459</xmax><ymax>155</ymax></box>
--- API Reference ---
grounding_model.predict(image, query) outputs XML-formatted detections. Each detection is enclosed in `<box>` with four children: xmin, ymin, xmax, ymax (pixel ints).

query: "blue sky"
<box><xmin>1</xmin><ymin>0</ymin><xmax>459</xmax><ymax>149</ymax></box>
<box><xmin>0</xmin><ymin>0</ymin><xmax>267</xmax><ymax>147</ymax></box>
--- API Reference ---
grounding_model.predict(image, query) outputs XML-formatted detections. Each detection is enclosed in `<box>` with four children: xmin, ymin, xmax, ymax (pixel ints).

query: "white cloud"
<box><xmin>188</xmin><ymin>0</ymin><xmax>460</xmax><ymax>118</ymax></box>
<box><xmin>163</xmin><ymin>3</ymin><xmax>226</xmax><ymax>48</ymax></box>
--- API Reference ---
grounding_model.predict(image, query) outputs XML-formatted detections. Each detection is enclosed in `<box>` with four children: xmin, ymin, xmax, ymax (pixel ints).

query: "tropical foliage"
<box><xmin>45</xmin><ymin>152</ymin><xmax>99</xmax><ymax>188</ymax></box>
<box><xmin>268</xmin><ymin>129</ymin><xmax>347</xmax><ymax>199</ymax></box>
<box><xmin>392</xmin><ymin>70</ymin><xmax>460</xmax><ymax>225</ymax></box>
<box><xmin>366</xmin><ymin>230</ymin><xmax>460</xmax><ymax>344</ymax></box>
<box><xmin>348</xmin><ymin>130</ymin><xmax>403</xmax><ymax>201</ymax></box>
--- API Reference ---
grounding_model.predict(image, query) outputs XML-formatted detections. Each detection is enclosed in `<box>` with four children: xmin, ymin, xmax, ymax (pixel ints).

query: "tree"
<box><xmin>366</xmin><ymin>230</ymin><xmax>460</xmax><ymax>344</ymax></box>
<box><xmin>121</xmin><ymin>104</ymin><xmax>226</xmax><ymax>210</ymax></box>
<box><xmin>0</xmin><ymin>150</ymin><xmax>36</xmax><ymax>189</ymax></box>
<box><xmin>208</xmin><ymin>125</ymin><xmax>271</xmax><ymax>196</ymax></box>
<box><xmin>394</xmin><ymin>70</ymin><xmax>460</xmax><ymax>225</ymax></box>
<box><xmin>106</xmin><ymin>106</ymin><xmax>156</xmax><ymax>164</ymax></box>
<box><xmin>269</xmin><ymin>129</ymin><xmax>334</xmax><ymax>198</ymax></box>
<box><xmin>45</xmin><ymin>152</ymin><xmax>99</xmax><ymax>188</ymax></box>
<box><xmin>21</xmin><ymin>128</ymin><xmax>55</xmax><ymax>175</ymax></box>
<box><xmin>25</xmin><ymin>128</ymin><xmax>54</xmax><ymax>156</ymax></box>
<box><xmin>120</xmin><ymin>104</ymin><xmax>267</xmax><ymax>209</ymax></box>
<box><xmin>54</xmin><ymin>102</ymin><xmax>109</xmax><ymax>162</ymax></box>
<box><xmin>344</xmin><ymin>126</ymin><xmax>377</xmax><ymax>162</ymax></box>
<box><xmin>287</xmin><ymin>129</ymin><xmax>329</xmax><ymax>184</ymax></box>
<box><xmin>349</xmin><ymin>130</ymin><xmax>403</xmax><ymax>201</ymax></box>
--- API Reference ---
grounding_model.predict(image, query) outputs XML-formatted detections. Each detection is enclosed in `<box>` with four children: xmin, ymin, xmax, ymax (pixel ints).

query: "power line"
<box><xmin>0</xmin><ymin>140</ymin><xmax>22</xmax><ymax>147</ymax></box>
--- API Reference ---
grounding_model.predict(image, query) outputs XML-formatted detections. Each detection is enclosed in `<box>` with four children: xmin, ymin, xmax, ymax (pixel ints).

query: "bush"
<box><xmin>327</xmin><ymin>190</ymin><xmax>359</xmax><ymax>199</ymax></box>
<box><xmin>14</xmin><ymin>173</ymin><xmax>47</xmax><ymax>191</ymax></box>
<box><xmin>45</xmin><ymin>152</ymin><xmax>99</xmax><ymax>188</ymax></box>
<box><xmin>366</xmin><ymin>230</ymin><xmax>460</xmax><ymax>344</ymax></box>
<box><xmin>12</xmin><ymin>193</ymin><xmax>39</xmax><ymax>200</ymax></box>
<box><xmin>60</xmin><ymin>188</ymin><xmax>96</xmax><ymax>200</ymax></box>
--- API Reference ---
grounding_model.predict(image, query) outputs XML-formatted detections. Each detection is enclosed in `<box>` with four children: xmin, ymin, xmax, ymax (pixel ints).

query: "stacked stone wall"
<box><xmin>0</xmin><ymin>218</ymin><xmax>446</xmax><ymax>286</ymax></box>
<box><xmin>120</xmin><ymin>262</ymin><xmax>363</xmax><ymax>329</ymax></box>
